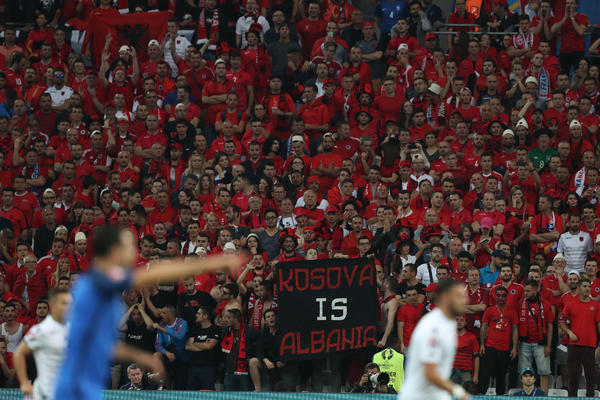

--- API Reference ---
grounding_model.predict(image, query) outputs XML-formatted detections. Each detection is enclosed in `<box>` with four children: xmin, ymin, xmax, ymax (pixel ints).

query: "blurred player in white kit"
<box><xmin>399</xmin><ymin>279</ymin><xmax>470</xmax><ymax>400</ymax></box>
<box><xmin>13</xmin><ymin>288</ymin><xmax>71</xmax><ymax>400</ymax></box>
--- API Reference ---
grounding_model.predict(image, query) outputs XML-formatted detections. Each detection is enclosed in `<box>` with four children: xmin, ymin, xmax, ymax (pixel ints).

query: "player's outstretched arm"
<box><xmin>132</xmin><ymin>254</ymin><xmax>245</xmax><ymax>288</ymax></box>
<box><xmin>13</xmin><ymin>342</ymin><xmax>33</xmax><ymax>395</ymax></box>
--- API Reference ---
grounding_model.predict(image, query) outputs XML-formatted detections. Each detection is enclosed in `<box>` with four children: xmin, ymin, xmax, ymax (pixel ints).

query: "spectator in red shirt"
<box><xmin>396</xmin><ymin>286</ymin><xmax>425</xmax><ymax>354</ymax></box>
<box><xmin>550</xmin><ymin>0</ymin><xmax>588</xmax><ymax>76</ymax></box>
<box><xmin>451</xmin><ymin>314</ymin><xmax>479</xmax><ymax>385</ymax></box>
<box><xmin>13</xmin><ymin>254</ymin><xmax>47</xmax><ymax>316</ymax></box>
<box><xmin>478</xmin><ymin>286</ymin><xmax>519</xmax><ymax>395</ymax></box>
<box><xmin>202</xmin><ymin>59</ymin><xmax>234</xmax><ymax>144</ymax></box>
<box><xmin>297</xmin><ymin>2</ymin><xmax>327</xmax><ymax>60</ymax></box>
<box><xmin>559</xmin><ymin>278</ymin><xmax>600</xmax><ymax>397</ymax></box>
<box><xmin>310</xmin><ymin>133</ymin><xmax>342</xmax><ymax>194</ymax></box>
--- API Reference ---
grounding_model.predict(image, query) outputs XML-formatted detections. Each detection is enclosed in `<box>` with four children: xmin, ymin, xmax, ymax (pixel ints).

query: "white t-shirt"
<box><xmin>557</xmin><ymin>230</ymin><xmax>593</xmax><ymax>273</ymax></box>
<box><xmin>45</xmin><ymin>86</ymin><xmax>74</xmax><ymax>107</ymax></box>
<box><xmin>24</xmin><ymin>316</ymin><xmax>68</xmax><ymax>400</ymax></box>
<box><xmin>416</xmin><ymin>262</ymin><xmax>439</xmax><ymax>286</ymax></box>
<box><xmin>399</xmin><ymin>308</ymin><xmax>457</xmax><ymax>400</ymax></box>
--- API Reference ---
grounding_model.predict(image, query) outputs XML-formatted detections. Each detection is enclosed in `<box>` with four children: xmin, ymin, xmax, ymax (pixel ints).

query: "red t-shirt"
<box><xmin>482</xmin><ymin>305</ymin><xmax>518</xmax><ymax>351</ymax></box>
<box><xmin>453</xmin><ymin>331</ymin><xmax>479</xmax><ymax>372</ymax></box>
<box><xmin>551</xmin><ymin>13</ymin><xmax>589</xmax><ymax>53</ymax></box>
<box><xmin>559</xmin><ymin>297</ymin><xmax>600</xmax><ymax>347</ymax></box>
<box><xmin>489</xmin><ymin>283</ymin><xmax>524</xmax><ymax>314</ymax></box>
<box><xmin>396</xmin><ymin>302</ymin><xmax>425</xmax><ymax>347</ymax></box>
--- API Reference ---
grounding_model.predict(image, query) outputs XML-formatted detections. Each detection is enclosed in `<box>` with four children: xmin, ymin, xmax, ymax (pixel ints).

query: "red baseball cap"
<box><xmin>363</xmin><ymin>20</ymin><xmax>375</xmax><ymax>28</ymax></box>
<box><xmin>399</xmin><ymin>160</ymin><xmax>411</xmax><ymax>168</ymax></box>
<box><xmin>323</xmin><ymin>78</ymin><xmax>335</xmax><ymax>86</ymax></box>
<box><xmin>326</xmin><ymin>205</ymin><xmax>339</xmax><ymax>214</ymax></box>
<box><xmin>425</xmin><ymin>33</ymin><xmax>436</xmax><ymax>41</ymax></box>
<box><xmin>307</xmin><ymin>176</ymin><xmax>320</xmax><ymax>184</ymax></box>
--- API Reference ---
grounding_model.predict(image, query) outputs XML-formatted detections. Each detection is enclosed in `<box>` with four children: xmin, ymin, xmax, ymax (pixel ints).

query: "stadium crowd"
<box><xmin>0</xmin><ymin>0</ymin><xmax>599</xmax><ymax>396</ymax></box>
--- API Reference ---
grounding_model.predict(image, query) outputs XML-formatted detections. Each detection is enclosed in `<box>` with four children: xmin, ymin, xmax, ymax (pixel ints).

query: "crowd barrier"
<box><xmin>0</xmin><ymin>390</ymin><xmax>598</xmax><ymax>400</ymax></box>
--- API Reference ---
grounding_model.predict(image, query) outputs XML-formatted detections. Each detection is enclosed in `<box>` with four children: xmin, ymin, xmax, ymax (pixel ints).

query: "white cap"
<box><xmin>195</xmin><ymin>247</ymin><xmax>207</xmax><ymax>255</ymax></box>
<box><xmin>516</xmin><ymin>118</ymin><xmax>529</xmax><ymax>129</ymax></box>
<box><xmin>119</xmin><ymin>45</ymin><xmax>130</xmax><ymax>53</ymax></box>
<box><xmin>175</xmin><ymin>103</ymin><xmax>186</xmax><ymax>110</ymax></box>
<box><xmin>74</xmin><ymin>232</ymin><xmax>87</xmax><ymax>243</ymax></box>
<box><xmin>553</xmin><ymin>252</ymin><xmax>566</xmax><ymax>261</ymax></box>
<box><xmin>54</xmin><ymin>225</ymin><xmax>68</xmax><ymax>234</ymax></box>
<box><xmin>525</xmin><ymin>76</ymin><xmax>538</xmax><ymax>86</ymax></box>
<box><xmin>428</xmin><ymin>83</ymin><xmax>442</xmax><ymax>96</ymax></box>
<box><xmin>223</xmin><ymin>242</ymin><xmax>236</xmax><ymax>251</ymax></box>
<box><xmin>570</xmin><ymin>119</ymin><xmax>581</xmax><ymax>129</ymax></box>
<box><xmin>397</xmin><ymin>43</ymin><xmax>409</xmax><ymax>51</ymax></box>
<box><xmin>215</xmin><ymin>58</ymin><xmax>226</xmax><ymax>66</ymax></box>
<box><xmin>147</xmin><ymin>39</ymin><xmax>160</xmax><ymax>47</ymax></box>
<box><xmin>43</xmin><ymin>188</ymin><xmax>55</xmax><ymax>196</ymax></box>
<box><xmin>291</xmin><ymin>135</ymin><xmax>305</xmax><ymax>143</ymax></box>
<box><xmin>502</xmin><ymin>129</ymin><xmax>515</xmax><ymax>137</ymax></box>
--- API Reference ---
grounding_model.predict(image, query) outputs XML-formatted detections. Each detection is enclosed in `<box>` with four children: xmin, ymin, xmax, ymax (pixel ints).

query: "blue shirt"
<box><xmin>55</xmin><ymin>267</ymin><xmax>132</xmax><ymax>400</ymax></box>
<box><xmin>375</xmin><ymin>0</ymin><xmax>408</xmax><ymax>34</ymax></box>
<box><xmin>480</xmin><ymin>265</ymin><xmax>499</xmax><ymax>286</ymax></box>
<box><xmin>155</xmin><ymin>317</ymin><xmax>189</xmax><ymax>361</ymax></box>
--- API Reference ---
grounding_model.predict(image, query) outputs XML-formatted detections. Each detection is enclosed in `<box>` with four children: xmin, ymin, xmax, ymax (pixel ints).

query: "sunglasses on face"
<box><xmin>55</xmin><ymin>73</ymin><xmax>64</xmax><ymax>78</ymax></box>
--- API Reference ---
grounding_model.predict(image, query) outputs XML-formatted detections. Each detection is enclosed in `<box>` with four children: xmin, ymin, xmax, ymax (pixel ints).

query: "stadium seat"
<box><xmin>507</xmin><ymin>388</ymin><xmax>521</xmax><ymax>395</ymax></box>
<box><xmin>548</xmin><ymin>388</ymin><xmax>568</xmax><ymax>397</ymax></box>
<box><xmin>577</xmin><ymin>389</ymin><xmax>600</xmax><ymax>397</ymax></box>
<box><xmin>485</xmin><ymin>387</ymin><xmax>496</xmax><ymax>395</ymax></box>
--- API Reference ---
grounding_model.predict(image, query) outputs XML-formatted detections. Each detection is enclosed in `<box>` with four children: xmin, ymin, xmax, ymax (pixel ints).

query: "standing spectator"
<box><xmin>557</xmin><ymin>214</ymin><xmax>593</xmax><ymax>273</ymax></box>
<box><xmin>221</xmin><ymin>308</ymin><xmax>252</xmax><ymax>391</ymax></box>
<box><xmin>464</xmin><ymin>268</ymin><xmax>489</xmax><ymax>337</ymax></box>
<box><xmin>396</xmin><ymin>286</ymin><xmax>425</xmax><ymax>354</ymax></box>
<box><xmin>375</xmin><ymin>0</ymin><xmax>408</xmax><ymax>42</ymax></box>
<box><xmin>236</xmin><ymin>0</ymin><xmax>270</xmax><ymax>48</ymax></box>
<box><xmin>550</xmin><ymin>0</ymin><xmax>588</xmax><ymax>75</ymax></box>
<box><xmin>518</xmin><ymin>279</ymin><xmax>553</xmax><ymax>393</ymax></box>
<box><xmin>0</xmin><ymin>302</ymin><xmax>26</xmax><ymax>353</ymax></box>
<box><xmin>416</xmin><ymin>243</ymin><xmax>444</xmax><ymax>286</ymax></box>
<box><xmin>13</xmin><ymin>254</ymin><xmax>47</xmax><ymax>315</ymax></box>
<box><xmin>249</xmin><ymin>309</ymin><xmax>283</xmax><ymax>391</ymax></box>
<box><xmin>296</xmin><ymin>2</ymin><xmax>327</xmax><ymax>60</ymax></box>
<box><xmin>152</xmin><ymin>305</ymin><xmax>188</xmax><ymax>390</ymax></box>
<box><xmin>451</xmin><ymin>314</ymin><xmax>479</xmax><ymax>385</ymax></box>
<box><xmin>162</xmin><ymin>20</ymin><xmax>192</xmax><ymax>77</ymax></box>
<box><xmin>185</xmin><ymin>306</ymin><xmax>221</xmax><ymax>390</ymax></box>
<box><xmin>558</xmin><ymin>278</ymin><xmax>600</xmax><ymax>397</ymax></box>
<box><xmin>529</xmin><ymin>194</ymin><xmax>563</xmax><ymax>259</ymax></box>
<box><xmin>478</xmin><ymin>286</ymin><xmax>518</xmax><ymax>395</ymax></box>
<box><xmin>406</xmin><ymin>1</ymin><xmax>432</xmax><ymax>45</ymax></box>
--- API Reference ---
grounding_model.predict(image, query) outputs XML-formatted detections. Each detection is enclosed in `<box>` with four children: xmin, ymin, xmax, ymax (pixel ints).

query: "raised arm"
<box><xmin>132</xmin><ymin>254</ymin><xmax>244</xmax><ymax>289</ymax></box>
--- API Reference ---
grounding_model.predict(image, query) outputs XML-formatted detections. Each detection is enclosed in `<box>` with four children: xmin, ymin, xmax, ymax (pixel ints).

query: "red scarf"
<box><xmin>518</xmin><ymin>296</ymin><xmax>546</xmax><ymax>342</ymax></box>
<box><xmin>197</xmin><ymin>8</ymin><xmax>220</xmax><ymax>45</ymax></box>
<box><xmin>249</xmin><ymin>296</ymin><xmax>264</xmax><ymax>331</ymax></box>
<box><xmin>245</xmin><ymin>10</ymin><xmax>259</xmax><ymax>19</ymax></box>
<box><xmin>221</xmin><ymin>325</ymin><xmax>248</xmax><ymax>375</ymax></box>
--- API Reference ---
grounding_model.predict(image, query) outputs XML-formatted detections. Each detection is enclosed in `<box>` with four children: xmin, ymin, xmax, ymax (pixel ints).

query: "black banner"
<box><xmin>276</xmin><ymin>258</ymin><xmax>379</xmax><ymax>361</ymax></box>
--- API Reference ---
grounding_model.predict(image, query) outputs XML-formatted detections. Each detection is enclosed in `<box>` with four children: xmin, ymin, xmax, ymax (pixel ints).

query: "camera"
<box><xmin>369</xmin><ymin>372</ymin><xmax>390</xmax><ymax>388</ymax></box>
